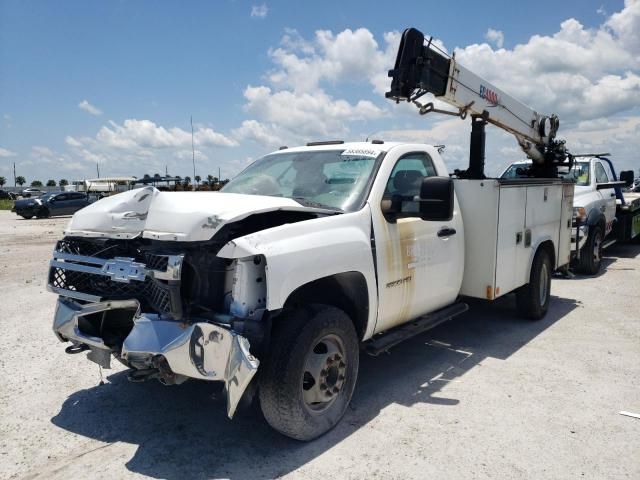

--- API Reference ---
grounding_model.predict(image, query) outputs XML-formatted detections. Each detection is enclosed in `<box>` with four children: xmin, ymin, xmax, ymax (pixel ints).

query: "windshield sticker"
<box><xmin>341</xmin><ymin>148</ymin><xmax>379</xmax><ymax>158</ymax></box>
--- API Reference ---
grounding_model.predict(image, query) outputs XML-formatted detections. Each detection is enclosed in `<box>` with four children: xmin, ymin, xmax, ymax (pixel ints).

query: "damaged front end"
<box><xmin>48</xmin><ymin>236</ymin><xmax>263</xmax><ymax>418</ymax></box>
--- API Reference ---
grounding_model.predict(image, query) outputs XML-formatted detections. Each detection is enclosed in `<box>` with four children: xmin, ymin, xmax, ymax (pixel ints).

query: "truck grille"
<box><xmin>48</xmin><ymin>239</ymin><xmax>183</xmax><ymax>318</ymax></box>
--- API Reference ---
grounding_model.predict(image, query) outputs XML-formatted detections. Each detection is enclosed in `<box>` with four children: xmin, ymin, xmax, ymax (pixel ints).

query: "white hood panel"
<box><xmin>65</xmin><ymin>187</ymin><xmax>327</xmax><ymax>241</ymax></box>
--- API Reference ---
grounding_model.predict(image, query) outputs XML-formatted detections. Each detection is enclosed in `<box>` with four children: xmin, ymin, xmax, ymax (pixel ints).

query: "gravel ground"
<box><xmin>0</xmin><ymin>210</ymin><xmax>638</xmax><ymax>479</ymax></box>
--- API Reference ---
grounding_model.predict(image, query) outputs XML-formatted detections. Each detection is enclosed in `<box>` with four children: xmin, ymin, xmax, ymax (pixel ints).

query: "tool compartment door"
<box><xmin>494</xmin><ymin>185</ymin><xmax>527</xmax><ymax>297</ymax></box>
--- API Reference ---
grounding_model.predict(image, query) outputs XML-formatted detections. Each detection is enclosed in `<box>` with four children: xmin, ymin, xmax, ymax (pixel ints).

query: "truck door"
<box><xmin>370</xmin><ymin>150</ymin><xmax>464</xmax><ymax>333</ymax></box>
<box><xmin>595</xmin><ymin>161</ymin><xmax>616</xmax><ymax>234</ymax></box>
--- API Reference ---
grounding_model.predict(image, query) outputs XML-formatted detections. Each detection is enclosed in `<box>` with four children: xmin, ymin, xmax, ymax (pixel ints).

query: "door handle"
<box><xmin>438</xmin><ymin>227</ymin><xmax>457</xmax><ymax>238</ymax></box>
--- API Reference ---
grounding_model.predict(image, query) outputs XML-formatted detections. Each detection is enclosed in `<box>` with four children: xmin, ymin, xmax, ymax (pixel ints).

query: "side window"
<box><xmin>71</xmin><ymin>193</ymin><xmax>86</xmax><ymax>200</ymax></box>
<box><xmin>384</xmin><ymin>152</ymin><xmax>437</xmax><ymax>199</ymax></box>
<box><xmin>595</xmin><ymin>162</ymin><xmax>609</xmax><ymax>184</ymax></box>
<box><xmin>56</xmin><ymin>194</ymin><xmax>68</xmax><ymax>201</ymax></box>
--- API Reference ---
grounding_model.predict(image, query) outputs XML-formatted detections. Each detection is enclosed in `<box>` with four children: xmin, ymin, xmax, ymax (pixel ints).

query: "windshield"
<box><xmin>40</xmin><ymin>193</ymin><xmax>57</xmax><ymax>201</ymax></box>
<box><xmin>560</xmin><ymin>161</ymin><xmax>590</xmax><ymax>186</ymax></box>
<box><xmin>501</xmin><ymin>163</ymin><xmax>530</xmax><ymax>178</ymax></box>
<box><xmin>222</xmin><ymin>149</ymin><xmax>382</xmax><ymax>212</ymax></box>
<box><xmin>502</xmin><ymin>161</ymin><xmax>591</xmax><ymax>187</ymax></box>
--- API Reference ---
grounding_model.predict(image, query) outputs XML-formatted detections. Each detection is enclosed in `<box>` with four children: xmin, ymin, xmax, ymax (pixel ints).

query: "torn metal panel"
<box><xmin>122</xmin><ymin>315</ymin><xmax>259</xmax><ymax>417</ymax></box>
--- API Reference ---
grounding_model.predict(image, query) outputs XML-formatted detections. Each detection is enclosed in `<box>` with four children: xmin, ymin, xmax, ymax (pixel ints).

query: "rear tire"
<box><xmin>258</xmin><ymin>305</ymin><xmax>359</xmax><ymax>441</ymax></box>
<box><xmin>516</xmin><ymin>249</ymin><xmax>552</xmax><ymax>320</ymax></box>
<box><xmin>36</xmin><ymin>208</ymin><xmax>50</xmax><ymax>219</ymax></box>
<box><xmin>20</xmin><ymin>214</ymin><xmax>33</xmax><ymax>219</ymax></box>
<box><xmin>577</xmin><ymin>224</ymin><xmax>603</xmax><ymax>275</ymax></box>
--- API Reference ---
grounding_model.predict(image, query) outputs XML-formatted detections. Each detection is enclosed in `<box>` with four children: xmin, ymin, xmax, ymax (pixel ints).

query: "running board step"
<box><xmin>364</xmin><ymin>302</ymin><xmax>469</xmax><ymax>356</ymax></box>
<box><xmin>602</xmin><ymin>238</ymin><xmax>617</xmax><ymax>249</ymax></box>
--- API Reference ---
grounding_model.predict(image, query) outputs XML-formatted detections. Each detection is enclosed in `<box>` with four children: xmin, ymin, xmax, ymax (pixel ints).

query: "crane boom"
<box><xmin>386</xmin><ymin>28</ymin><xmax>570</xmax><ymax>178</ymax></box>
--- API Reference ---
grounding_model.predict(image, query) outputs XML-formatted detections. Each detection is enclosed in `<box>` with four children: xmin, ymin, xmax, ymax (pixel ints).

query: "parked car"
<box><xmin>0</xmin><ymin>189</ymin><xmax>17</xmax><ymax>200</ymax></box>
<box><xmin>12</xmin><ymin>191</ymin><xmax>96</xmax><ymax>219</ymax></box>
<box><xmin>21</xmin><ymin>188</ymin><xmax>44</xmax><ymax>198</ymax></box>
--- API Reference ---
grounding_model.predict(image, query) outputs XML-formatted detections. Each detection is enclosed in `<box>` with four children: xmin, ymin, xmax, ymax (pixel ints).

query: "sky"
<box><xmin>0</xmin><ymin>0</ymin><xmax>639</xmax><ymax>185</ymax></box>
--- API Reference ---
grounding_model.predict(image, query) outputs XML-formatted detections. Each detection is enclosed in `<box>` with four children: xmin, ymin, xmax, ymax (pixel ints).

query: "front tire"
<box><xmin>516</xmin><ymin>249</ymin><xmax>552</xmax><ymax>320</ymax></box>
<box><xmin>258</xmin><ymin>305</ymin><xmax>359</xmax><ymax>441</ymax></box>
<box><xmin>36</xmin><ymin>208</ymin><xmax>50</xmax><ymax>219</ymax></box>
<box><xmin>576</xmin><ymin>224</ymin><xmax>603</xmax><ymax>275</ymax></box>
<box><xmin>20</xmin><ymin>214</ymin><xmax>33</xmax><ymax>219</ymax></box>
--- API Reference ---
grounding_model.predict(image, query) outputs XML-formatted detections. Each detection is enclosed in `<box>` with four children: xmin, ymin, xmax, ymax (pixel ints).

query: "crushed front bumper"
<box><xmin>53</xmin><ymin>297</ymin><xmax>259</xmax><ymax>417</ymax></box>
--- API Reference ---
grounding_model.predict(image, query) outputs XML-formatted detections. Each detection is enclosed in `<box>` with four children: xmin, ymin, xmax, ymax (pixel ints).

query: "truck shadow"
<box><xmin>51</xmin><ymin>294</ymin><xmax>577</xmax><ymax>479</ymax></box>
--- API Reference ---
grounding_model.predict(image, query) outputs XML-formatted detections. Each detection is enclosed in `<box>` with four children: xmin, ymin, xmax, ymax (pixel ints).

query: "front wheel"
<box><xmin>576</xmin><ymin>225</ymin><xmax>603</xmax><ymax>275</ymax></box>
<box><xmin>516</xmin><ymin>249</ymin><xmax>552</xmax><ymax>320</ymax></box>
<box><xmin>36</xmin><ymin>208</ymin><xmax>50</xmax><ymax>219</ymax></box>
<box><xmin>258</xmin><ymin>305</ymin><xmax>359</xmax><ymax>441</ymax></box>
<box><xmin>20</xmin><ymin>214</ymin><xmax>33</xmax><ymax>219</ymax></box>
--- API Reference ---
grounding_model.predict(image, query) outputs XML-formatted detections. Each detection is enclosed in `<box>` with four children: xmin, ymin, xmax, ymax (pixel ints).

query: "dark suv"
<box><xmin>0</xmin><ymin>189</ymin><xmax>17</xmax><ymax>200</ymax></box>
<box><xmin>12</xmin><ymin>192</ymin><xmax>96</xmax><ymax>219</ymax></box>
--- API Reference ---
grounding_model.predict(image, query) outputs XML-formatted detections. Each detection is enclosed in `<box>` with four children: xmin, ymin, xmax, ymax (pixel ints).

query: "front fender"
<box><xmin>217</xmin><ymin>206</ymin><xmax>378</xmax><ymax>338</ymax></box>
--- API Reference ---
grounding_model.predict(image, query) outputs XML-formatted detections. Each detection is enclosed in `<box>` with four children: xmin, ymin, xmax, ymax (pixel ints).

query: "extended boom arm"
<box><xmin>386</xmin><ymin>28</ymin><xmax>570</xmax><ymax>178</ymax></box>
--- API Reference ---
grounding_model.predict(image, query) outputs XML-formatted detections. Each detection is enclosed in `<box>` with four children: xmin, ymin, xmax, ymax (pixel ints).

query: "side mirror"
<box><xmin>417</xmin><ymin>177</ymin><xmax>454</xmax><ymax>221</ymax></box>
<box><xmin>619</xmin><ymin>170</ymin><xmax>634</xmax><ymax>187</ymax></box>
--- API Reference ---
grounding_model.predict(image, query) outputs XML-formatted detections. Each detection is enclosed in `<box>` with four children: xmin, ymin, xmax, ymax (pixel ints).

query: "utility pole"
<box><xmin>96</xmin><ymin>162</ymin><xmax>100</xmax><ymax>178</ymax></box>
<box><xmin>191</xmin><ymin>116</ymin><xmax>196</xmax><ymax>191</ymax></box>
<box><xmin>13</xmin><ymin>162</ymin><xmax>16</xmax><ymax>187</ymax></box>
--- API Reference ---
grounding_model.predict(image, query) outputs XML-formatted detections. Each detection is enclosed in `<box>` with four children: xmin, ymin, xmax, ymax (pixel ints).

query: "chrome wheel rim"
<box><xmin>539</xmin><ymin>262</ymin><xmax>549</xmax><ymax>306</ymax></box>
<box><xmin>302</xmin><ymin>334</ymin><xmax>347</xmax><ymax>413</ymax></box>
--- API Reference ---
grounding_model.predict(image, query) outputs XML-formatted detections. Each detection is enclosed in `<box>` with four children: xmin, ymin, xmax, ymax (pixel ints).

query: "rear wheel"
<box><xmin>516</xmin><ymin>249</ymin><xmax>552</xmax><ymax>320</ymax></box>
<box><xmin>20</xmin><ymin>214</ymin><xmax>33</xmax><ymax>220</ymax></box>
<box><xmin>577</xmin><ymin>225</ymin><xmax>603</xmax><ymax>275</ymax></box>
<box><xmin>258</xmin><ymin>305</ymin><xmax>359</xmax><ymax>441</ymax></box>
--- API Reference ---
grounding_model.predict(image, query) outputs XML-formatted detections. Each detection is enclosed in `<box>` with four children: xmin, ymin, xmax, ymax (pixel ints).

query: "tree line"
<box><xmin>0</xmin><ymin>175</ymin><xmax>230</xmax><ymax>190</ymax></box>
<box><xmin>0</xmin><ymin>176</ymin><xmax>70</xmax><ymax>188</ymax></box>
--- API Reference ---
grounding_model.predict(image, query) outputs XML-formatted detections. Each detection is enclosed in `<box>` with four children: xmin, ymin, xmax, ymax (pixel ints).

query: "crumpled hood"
<box><xmin>64</xmin><ymin>187</ymin><xmax>330</xmax><ymax>241</ymax></box>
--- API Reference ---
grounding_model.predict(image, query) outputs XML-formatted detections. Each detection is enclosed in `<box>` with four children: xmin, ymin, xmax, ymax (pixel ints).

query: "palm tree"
<box><xmin>206</xmin><ymin>174</ymin><xmax>214</xmax><ymax>186</ymax></box>
<box><xmin>59</xmin><ymin>179</ymin><xmax>69</xmax><ymax>188</ymax></box>
<box><xmin>195</xmin><ymin>175</ymin><xmax>201</xmax><ymax>186</ymax></box>
<box><xmin>46</xmin><ymin>179</ymin><xmax>56</xmax><ymax>187</ymax></box>
<box><xmin>31</xmin><ymin>180</ymin><xmax>43</xmax><ymax>187</ymax></box>
<box><xmin>183</xmin><ymin>176</ymin><xmax>191</xmax><ymax>187</ymax></box>
<box><xmin>16</xmin><ymin>176</ymin><xmax>26</xmax><ymax>187</ymax></box>
<box><xmin>0</xmin><ymin>176</ymin><xmax>6</xmax><ymax>188</ymax></box>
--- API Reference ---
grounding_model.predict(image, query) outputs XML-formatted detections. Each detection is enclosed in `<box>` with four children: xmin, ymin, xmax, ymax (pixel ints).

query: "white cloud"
<box><xmin>78</xmin><ymin>99</ymin><xmax>103</xmax><ymax>116</ymax></box>
<box><xmin>94</xmin><ymin>119</ymin><xmax>237</xmax><ymax>149</ymax></box>
<box><xmin>233</xmin><ymin>120</ymin><xmax>284</xmax><ymax>147</ymax></box>
<box><xmin>267</xmin><ymin>28</ymin><xmax>400</xmax><ymax>95</ymax></box>
<box><xmin>0</xmin><ymin>147</ymin><xmax>16</xmax><ymax>157</ymax></box>
<box><xmin>243</xmin><ymin>86</ymin><xmax>384</xmax><ymax>139</ymax></box>
<box><xmin>65</xmin><ymin>136</ymin><xmax>82</xmax><ymax>147</ymax></box>
<box><xmin>485</xmin><ymin>28</ymin><xmax>504</xmax><ymax>48</ymax></box>
<box><xmin>250</xmin><ymin>4</ymin><xmax>268</xmax><ymax>18</ymax></box>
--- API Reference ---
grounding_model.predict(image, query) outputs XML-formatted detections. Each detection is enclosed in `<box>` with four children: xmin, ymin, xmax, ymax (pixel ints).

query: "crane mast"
<box><xmin>386</xmin><ymin>28</ymin><xmax>571</xmax><ymax>179</ymax></box>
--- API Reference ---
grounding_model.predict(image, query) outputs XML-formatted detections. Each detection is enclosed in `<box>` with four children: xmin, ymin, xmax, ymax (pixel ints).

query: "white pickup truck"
<box><xmin>49</xmin><ymin>140</ymin><xmax>573</xmax><ymax>440</ymax></box>
<box><xmin>502</xmin><ymin>155</ymin><xmax>640</xmax><ymax>274</ymax></box>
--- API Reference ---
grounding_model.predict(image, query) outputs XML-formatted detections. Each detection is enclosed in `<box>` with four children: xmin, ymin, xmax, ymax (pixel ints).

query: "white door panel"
<box><xmin>368</xmin><ymin>146</ymin><xmax>464</xmax><ymax>334</ymax></box>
